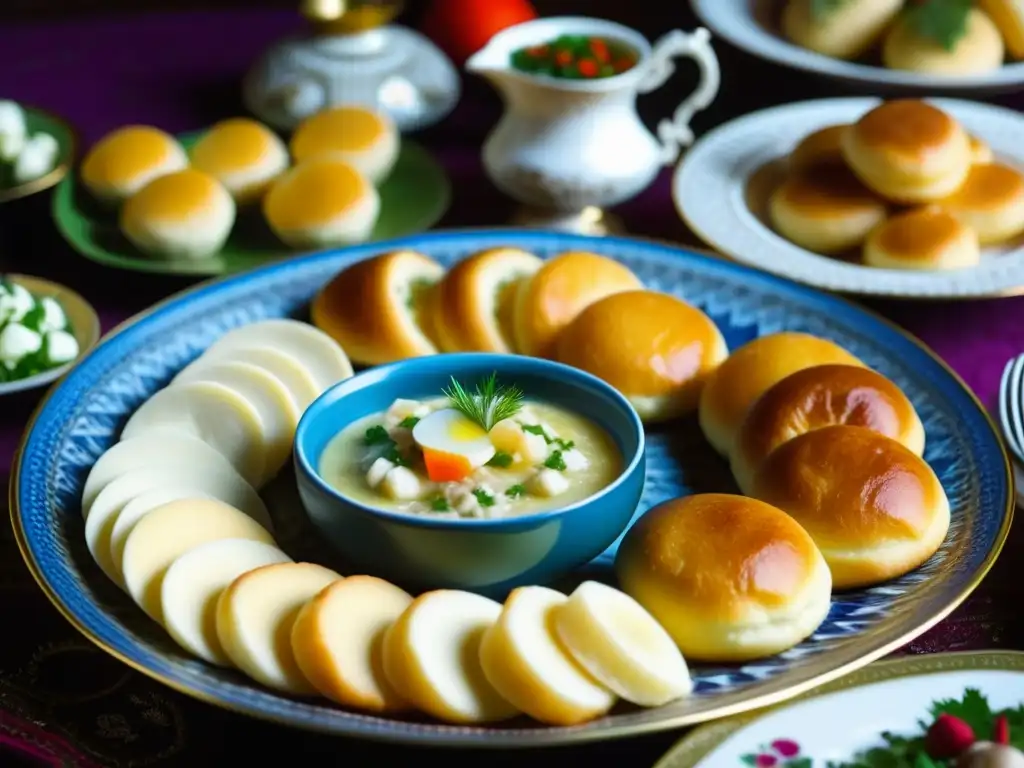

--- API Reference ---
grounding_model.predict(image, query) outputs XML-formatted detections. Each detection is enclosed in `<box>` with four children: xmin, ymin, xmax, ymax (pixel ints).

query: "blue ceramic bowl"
<box><xmin>294</xmin><ymin>353</ymin><xmax>646</xmax><ymax>596</ymax></box>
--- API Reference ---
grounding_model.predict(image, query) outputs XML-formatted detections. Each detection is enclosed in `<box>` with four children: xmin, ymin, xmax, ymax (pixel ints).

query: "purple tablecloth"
<box><xmin>0</xmin><ymin>6</ymin><xmax>1021</xmax><ymax>765</ymax></box>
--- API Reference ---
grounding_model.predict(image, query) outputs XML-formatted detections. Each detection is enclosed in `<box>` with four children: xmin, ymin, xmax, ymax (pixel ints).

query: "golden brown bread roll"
<box><xmin>513</xmin><ymin>251</ymin><xmax>643</xmax><ymax>359</ymax></box>
<box><xmin>781</xmin><ymin>0</ymin><xmax>903</xmax><ymax>60</ymax></box>
<box><xmin>968</xmin><ymin>135</ymin><xmax>994</xmax><ymax>165</ymax></box>
<box><xmin>431</xmin><ymin>247</ymin><xmax>542</xmax><ymax>354</ymax></box>
<box><xmin>977</xmin><ymin>0</ymin><xmax>1024</xmax><ymax>59</ymax></box>
<box><xmin>939</xmin><ymin>163</ymin><xmax>1024</xmax><ymax>245</ymax></box>
<box><xmin>882</xmin><ymin>8</ymin><xmax>1004</xmax><ymax>76</ymax></box>
<box><xmin>614</xmin><ymin>493</ymin><xmax>832</xmax><ymax>662</ymax></box>
<box><xmin>769</xmin><ymin>167</ymin><xmax>888</xmax><ymax>254</ymax></box>
<box><xmin>698</xmin><ymin>332</ymin><xmax>864</xmax><ymax>456</ymax></box>
<box><xmin>863</xmin><ymin>207</ymin><xmax>981</xmax><ymax>270</ymax></box>
<box><xmin>555</xmin><ymin>290</ymin><xmax>728</xmax><ymax>423</ymax></box>
<box><xmin>730</xmin><ymin>363</ymin><xmax>925</xmax><ymax>495</ymax></box>
<box><xmin>842</xmin><ymin>100</ymin><xmax>973</xmax><ymax>204</ymax></box>
<box><xmin>311</xmin><ymin>250</ymin><xmax>444</xmax><ymax>366</ymax></box>
<box><xmin>81</xmin><ymin>125</ymin><xmax>189</xmax><ymax>206</ymax></box>
<box><xmin>789</xmin><ymin>124</ymin><xmax>850</xmax><ymax>173</ymax></box>
<box><xmin>751</xmin><ymin>425</ymin><xmax>950</xmax><ymax>590</ymax></box>
<box><xmin>189</xmin><ymin>117</ymin><xmax>289</xmax><ymax>205</ymax></box>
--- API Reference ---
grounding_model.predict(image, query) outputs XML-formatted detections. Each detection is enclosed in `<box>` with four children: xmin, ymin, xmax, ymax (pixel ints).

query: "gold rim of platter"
<box><xmin>0</xmin><ymin>106</ymin><xmax>79</xmax><ymax>205</ymax></box>
<box><xmin>654</xmin><ymin>650</ymin><xmax>1024</xmax><ymax>768</ymax></box>
<box><xmin>671</xmin><ymin>162</ymin><xmax>1024</xmax><ymax>301</ymax></box>
<box><xmin>7</xmin><ymin>230</ymin><xmax>1016</xmax><ymax>743</ymax></box>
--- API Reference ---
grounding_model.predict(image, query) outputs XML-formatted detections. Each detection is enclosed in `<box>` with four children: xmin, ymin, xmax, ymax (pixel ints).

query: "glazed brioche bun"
<box><xmin>882</xmin><ymin>8</ymin><xmax>1004</xmax><ymax>75</ymax></box>
<box><xmin>555</xmin><ymin>290</ymin><xmax>728</xmax><ymax>423</ymax></box>
<box><xmin>431</xmin><ymin>247</ymin><xmax>542</xmax><ymax>354</ymax></box>
<box><xmin>263</xmin><ymin>158</ymin><xmax>379</xmax><ymax>248</ymax></box>
<box><xmin>969</xmin><ymin>135</ymin><xmax>994</xmax><ymax>165</ymax></box>
<box><xmin>781</xmin><ymin>0</ymin><xmax>903</xmax><ymax>60</ymax></box>
<box><xmin>512</xmin><ymin>251</ymin><xmax>643</xmax><ymax>359</ymax></box>
<box><xmin>939</xmin><ymin>163</ymin><xmax>1024</xmax><ymax>245</ymax></box>
<box><xmin>863</xmin><ymin>207</ymin><xmax>981</xmax><ymax>270</ymax></box>
<box><xmin>189</xmin><ymin>117</ymin><xmax>289</xmax><ymax>205</ymax></box>
<box><xmin>81</xmin><ymin>125</ymin><xmax>189</xmax><ymax>206</ymax></box>
<box><xmin>841</xmin><ymin>100</ymin><xmax>972</xmax><ymax>204</ymax></box>
<box><xmin>730</xmin><ymin>363</ymin><xmax>925</xmax><ymax>496</ymax></box>
<box><xmin>312</xmin><ymin>250</ymin><xmax>444</xmax><ymax>365</ymax></box>
<box><xmin>615</xmin><ymin>493</ymin><xmax>832</xmax><ymax>662</ymax></box>
<box><xmin>769</xmin><ymin>167</ymin><xmax>888</xmax><ymax>254</ymax></box>
<box><xmin>290</xmin><ymin>105</ymin><xmax>399</xmax><ymax>185</ymax></box>
<box><xmin>789</xmin><ymin>124</ymin><xmax>849</xmax><ymax>173</ymax></box>
<box><xmin>119</xmin><ymin>169</ymin><xmax>235</xmax><ymax>260</ymax></box>
<box><xmin>698</xmin><ymin>332</ymin><xmax>864</xmax><ymax>457</ymax></box>
<box><xmin>978</xmin><ymin>0</ymin><xmax>1024</xmax><ymax>59</ymax></box>
<box><xmin>752</xmin><ymin>425</ymin><xmax>951</xmax><ymax>589</ymax></box>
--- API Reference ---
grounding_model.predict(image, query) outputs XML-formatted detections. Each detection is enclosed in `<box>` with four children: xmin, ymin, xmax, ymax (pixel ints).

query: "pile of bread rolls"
<box><xmin>311</xmin><ymin>247</ymin><xmax>729</xmax><ymax>424</ymax></box>
<box><xmin>78</xmin><ymin>105</ymin><xmax>397</xmax><ymax>261</ymax></box>
<box><xmin>770</xmin><ymin>99</ymin><xmax>1024</xmax><ymax>271</ymax></box>
<box><xmin>782</xmin><ymin>0</ymin><xmax>1020</xmax><ymax>76</ymax></box>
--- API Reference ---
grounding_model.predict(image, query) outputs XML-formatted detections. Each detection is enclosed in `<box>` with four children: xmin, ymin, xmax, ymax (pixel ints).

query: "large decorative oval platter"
<box><xmin>11</xmin><ymin>230</ymin><xmax>1013</xmax><ymax>747</ymax></box>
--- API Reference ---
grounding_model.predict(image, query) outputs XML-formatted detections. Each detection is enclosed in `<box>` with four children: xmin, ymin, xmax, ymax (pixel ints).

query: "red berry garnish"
<box><xmin>994</xmin><ymin>715</ymin><xmax>1010</xmax><ymax>745</ymax></box>
<box><xmin>772</xmin><ymin>740</ymin><xmax>800</xmax><ymax>758</ymax></box>
<box><xmin>926</xmin><ymin>714</ymin><xmax>976</xmax><ymax>759</ymax></box>
<box><xmin>755</xmin><ymin>755</ymin><xmax>778</xmax><ymax>768</ymax></box>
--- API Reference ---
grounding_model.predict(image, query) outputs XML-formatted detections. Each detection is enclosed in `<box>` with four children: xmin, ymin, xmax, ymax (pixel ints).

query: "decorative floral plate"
<box><xmin>673</xmin><ymin>97</ymin><xmax>1024</xmax><ymax>299</ymax></box>
<box><xmin>51</xmin><ymin>133</ymin><xmax>451</xmax><ymax>276</ymax></box>
<box><xmin>10</xmin><ymin>230</ymin><xmax>1013</xmax><ymax>746</ymax></box>
<box><xmin>690</xmin><ymin>0</ymin><xmax>1024</xmax><ymax>95</ymax></box>
<box><xmin>655</xmin><ymin>651</ymin><xmax>1024</xmax><ymax>768</ymax></box>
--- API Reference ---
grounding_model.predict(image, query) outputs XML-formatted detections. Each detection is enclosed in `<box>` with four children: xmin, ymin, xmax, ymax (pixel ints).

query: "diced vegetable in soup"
<box><xmin>318</xmin><ymin>374</ymin><xmax>622</xmax><ymax>519</ymax></box>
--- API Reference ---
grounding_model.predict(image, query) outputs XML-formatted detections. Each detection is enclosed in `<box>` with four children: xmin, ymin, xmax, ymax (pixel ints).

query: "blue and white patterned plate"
<box><xmin>10</xmin><ymin>230</ymin><xmax>1013</xmax><ymax>747</ymax></box>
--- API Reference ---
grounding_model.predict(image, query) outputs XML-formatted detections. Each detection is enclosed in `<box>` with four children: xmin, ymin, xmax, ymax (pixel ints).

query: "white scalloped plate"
<box><xmin>673</xmin><ymin>97</ymin><xmax>1024</xmax><ymax>299</ymax></box>
<box><xmin>691</xmin><ymin>0</ymin><xmax>1024</xmax><ymax>94</ymax></box>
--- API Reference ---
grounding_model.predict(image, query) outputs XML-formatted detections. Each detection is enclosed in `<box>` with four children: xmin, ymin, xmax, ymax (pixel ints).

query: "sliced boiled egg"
<box><xmin>411</xmin><ymin>408</ymin><xmax>495</xmax><ymax>482</ymax></box>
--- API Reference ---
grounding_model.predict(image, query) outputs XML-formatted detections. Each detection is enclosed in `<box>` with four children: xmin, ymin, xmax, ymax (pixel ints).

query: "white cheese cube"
<box><xmin>528</xmin><ymin>469</ymin><xmax>570</xmax><ymax>498</ymax></box>
<box><xmin>385</xmin><ymin>398</ymin><xmax>430</xmax><ymax>427</ymax></box>
<box><xmin>0</xmin><ymin>101</ymin><xmax>25</xmax><ymax>162</ymax></box>
<box><xmin>561</xmin><ymin>448</ymin><xmax>589</xmax><ymax>472</ymax></box>
<box><xmin>0</xmin><ymin>283</ymin><xmax>34</xmax><ymax>323</ymax></box>
<box><xmin>521</xmin><ymin>432</ymin><xmax>550</xmax><ymax>463</ymax></box>
<box><xmin>39</xmin><ymin>297</ymin><xmax>67</xmax><ymax>333</ymax></box>
<box><xmin>365</xmin><ymin>456</ymin><xmax>394</xmax><ymax>488</ymax></box>
<box><xmin>45</xmin><ymin>329</ymin><xmax>78</xmax><ymax>364</ymax></box>
<box><xmin>380</xmin><ymin>465</ymin><xmax>421</xmax><ymax>500</ymax></box>
<box><xmin>12</xmin><ymin>133</ymin><xmax>59</xmax><ymax>184</ymax></box>
<box><xmin>0</xmin><ymin>322</ymin><xmax>42</xmax><ymax>364</ymax></box>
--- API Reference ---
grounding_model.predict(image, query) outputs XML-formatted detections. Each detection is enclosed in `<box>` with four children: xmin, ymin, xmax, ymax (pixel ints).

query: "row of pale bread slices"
<box><xmin>311</xmin><ymin>247</ymin><xmax>731</xmax><ymax>424</ymax></box>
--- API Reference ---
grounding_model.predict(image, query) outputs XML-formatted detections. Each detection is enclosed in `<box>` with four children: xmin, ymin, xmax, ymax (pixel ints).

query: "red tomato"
<box><xmin>420</xmin><ymin>0</ymin><xmax>539</xmax><ymax>65</ymax></box>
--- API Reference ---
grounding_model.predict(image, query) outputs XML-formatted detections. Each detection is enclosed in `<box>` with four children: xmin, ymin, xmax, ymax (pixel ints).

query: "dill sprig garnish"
<box><xmin>443</xmin><ymin>372</ymin><xmax>524</xmax><ymax>432</ymax></box>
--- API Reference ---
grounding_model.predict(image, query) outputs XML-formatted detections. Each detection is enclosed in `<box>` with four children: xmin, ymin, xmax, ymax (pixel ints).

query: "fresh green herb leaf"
<box><xmin>443</xmin><ymin>372</ymin><xmax>525</xmax><ymax>432</ymax></box>
<box><xmin>506</xmin><ymin>484</ymin><xmax>526</xmax><ymax>498</ymax></box>
<box><xmin>364</xmin><ymin>425</ymin><xmax>391</xmax><ymax>445</ymax></box>
<box><xmin>398</xmin><ymin>415</ymin><xmax>420</xmax><ymax>429</ymax></box>
<box><xmin>18</xmin><ymin>303</ymin><xmax>45</xmax><ymax>333</ymax></box>
<box><xmin>381</xmin><ymin>444</ymin><xmax>408</xmax><ymax>467</ymax></box>
<box><xmin>522</xmin><ymin>424</ymin><xmax>552</xmax><ymax>443</ymax></box>
<box><xmin>544</xmin><ymin>451</ymin><xmax>566</xmax><ymax>471</ymax></box>
<box><xmin>430</xmin><ymin>496</ymin><xmax>449</xmax><ymax>511</ymax></box>
<box><xmin>487</xmin><ymin>451</ymin><xmax>514</xmax><ymax>468</ymax></box>
<box><xmin>555</xmin><ymin>438</ymin><xmax>575</xmax><ymax>450</ymax></box>
<box><xmin>472</xmin><ymin>488</ymin><xmax>495</xmax><ymax>507</ymax></box>
<box><xmin>930</xmin><ymin>688</ymin><xmax>993</xmax><ymax>738</ymax></box>
<box><xmin>904</xmin><ymin>0</ymin><xmax>971</xmax><ymax>51</ymax></box>
<box><xmin>810</xmin><ymin>0</ymin><xmax>848</xmax><ymax>20</ymax></box>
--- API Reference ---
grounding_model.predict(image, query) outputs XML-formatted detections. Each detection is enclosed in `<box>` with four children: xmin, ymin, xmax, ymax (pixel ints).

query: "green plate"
<box><xmin>0</xmin><ymin>106</ymin><xmax>77</xmax><ymax>205</ymax></box>
<box><xmin>51</xmin><ymin>132</ymin><xmax>452</xmax><ymax>276</ymax></box>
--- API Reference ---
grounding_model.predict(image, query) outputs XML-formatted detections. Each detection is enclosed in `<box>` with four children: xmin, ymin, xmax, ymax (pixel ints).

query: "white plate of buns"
<box><xmin>674</xmin><ymin>96</ymin><xmax>1024</xmax><ymax>298</ymax></box>
<box><xmin>692</xmin><ymin>0</ymin><xmax>1024</xmax><ymax>93</ymax></box>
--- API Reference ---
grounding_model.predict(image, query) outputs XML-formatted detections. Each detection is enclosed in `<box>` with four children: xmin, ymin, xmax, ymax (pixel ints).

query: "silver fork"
<box><xmin>998</xmin><ymin>354</ymin><xmax>1024</xmax><ymax>466</ymax></box>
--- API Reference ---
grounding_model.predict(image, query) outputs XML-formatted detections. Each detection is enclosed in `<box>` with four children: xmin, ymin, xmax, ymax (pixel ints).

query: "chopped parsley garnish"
<box><xmin>381</xmin><ymin>444</ymin><xmax>408</xmax><ymax>467</ymax></box>
<box><xmin>521</xmin><ymin>424</ymin><xmax>552</xmax><ymax>443</ymax></box>
<box><xmin>506</xmin><ymin>484</ymin><xmax>526</xmax><ymax>498</ymax></box>
<box><xmin>472</xmin><ymin>488</ymin><xmax>496</xmax><ymax>507</ymax></box>
<box><xmin>364</xmin><ymin>425</ymin><xmax>391</xmax><ymax>445</ymax></box>
<box><xmin>487</xmin><ymin>451</ymin><xmax>514</xmax><ymax>468</ymax></box>
<box><xmin>555</xmin><ymin>438</ymin><xmax>575</xmax><ymax>450</ymax></box>
<box><xmin>430</xmin><ymin>496</ymin><xmax>450</xmax><ymax>511</ymax></box>
<box><xmin>398</xmin><ymin>415</ymin><xmax>420</xmax><ymax>429</ymax></box>
<box><xmin>444</xmin><ymin>372</ymin><xmax>524</xmax><ymax>432</ymax></box>
<box><xmin>544</xmin><ymin>451</ymin><xmax>566</xmax><ymax>471</ymax></box>
<box><xmin>18</xmin><ymin>302</ymin><xmax>45</xmax><ymax>333</ymax></box>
